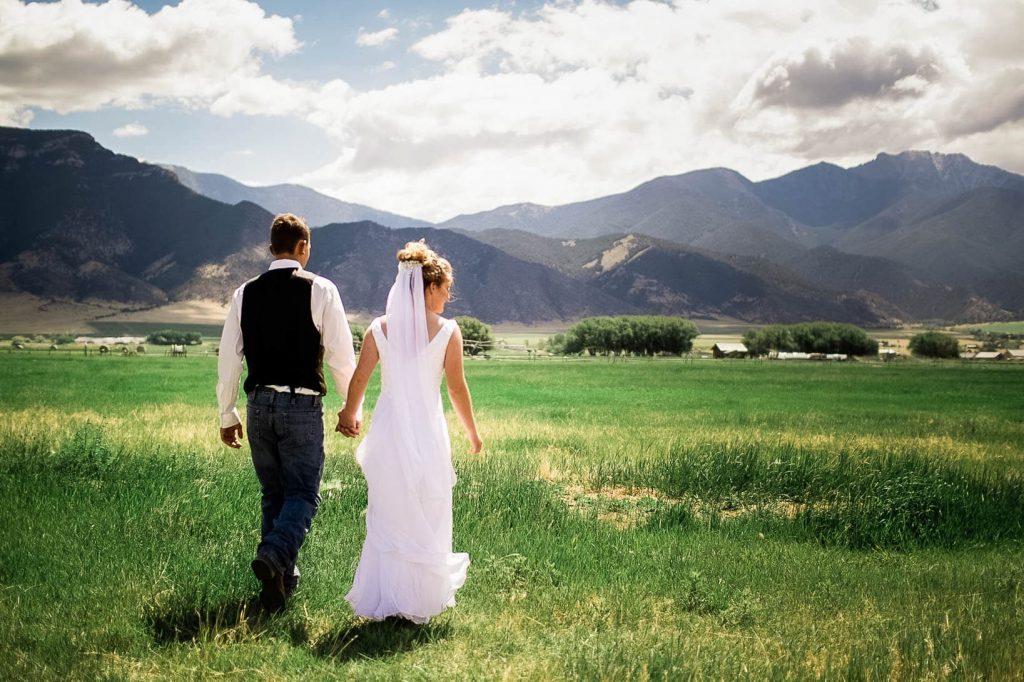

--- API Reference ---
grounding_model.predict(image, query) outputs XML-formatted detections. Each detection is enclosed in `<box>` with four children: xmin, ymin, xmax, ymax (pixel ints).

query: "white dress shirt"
<box><xmin>217</xmin><ymin>259</ymin><xmax>360</xmax><ymax>428</ymax></box>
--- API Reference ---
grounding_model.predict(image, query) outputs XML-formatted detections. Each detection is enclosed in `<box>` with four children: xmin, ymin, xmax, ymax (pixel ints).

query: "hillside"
<box><xmin>440</xmin><ymin>169</ymin><xmax>815</xmax><ymax>260</ymax></box>
<box><xmin>842</xmin><ymin>187</ymin><xmax>1024</xmax><ymax>287</ymax></box>
<box><xmin>0</xmin><ymin>128</ymin><xmax>631</xmax><ymax>324</ymax></box>
<box><xmin>0</xmin><ymin>127</ymin><xmax>273</xmax><ymax>305</ymax></box>
<box><xmin>463</xmin><ymin>230</ymin><xmax>899</xmax><ymax>325</ymax></box>
<box><xmin>782</xmin><ymin>246</ymin><xmax>1010</xmax><ymax>323</ymax></box>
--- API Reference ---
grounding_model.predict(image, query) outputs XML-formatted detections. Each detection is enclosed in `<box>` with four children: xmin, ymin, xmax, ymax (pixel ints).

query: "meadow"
<box><xmin>1</xmin><ymin>353</ymin><xmax>1022</xmax><ymax>680</ymax></box>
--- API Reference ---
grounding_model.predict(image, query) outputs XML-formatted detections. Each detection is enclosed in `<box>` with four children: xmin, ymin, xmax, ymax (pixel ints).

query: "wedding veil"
<box><xmin>381</xmin><ymin>261</ymin><xmax>452</xmax><ymax>498</ymax></box>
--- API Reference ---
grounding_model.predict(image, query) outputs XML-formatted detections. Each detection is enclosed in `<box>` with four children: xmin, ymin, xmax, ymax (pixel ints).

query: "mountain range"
<box><xmin>1</xmin><ymin>125</ymin><xmax>1021</xmax><ymax>326</ymax></box>
<box><xmin>164</xmin><ymin>164</ymin><xmax>432</xmax><ymax>229</ymax></box>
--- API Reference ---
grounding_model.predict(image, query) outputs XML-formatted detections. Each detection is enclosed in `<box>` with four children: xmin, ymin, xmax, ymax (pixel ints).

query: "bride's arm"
<box><xmin>337</xmin><ymin>329</ymin><xmax>379</xmax><ymax>437</ymax></box>
<box><xmin>444</xmin><ymin>326</ymin><xmax>483</xmax><ymax>454</ymax></box>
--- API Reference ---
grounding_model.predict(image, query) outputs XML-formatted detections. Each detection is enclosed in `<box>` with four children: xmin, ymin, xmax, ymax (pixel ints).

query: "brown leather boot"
<box><xmin>251</xmin><ymin>556</ymin><xmax>286</xmax><ymax>613</ymax></box>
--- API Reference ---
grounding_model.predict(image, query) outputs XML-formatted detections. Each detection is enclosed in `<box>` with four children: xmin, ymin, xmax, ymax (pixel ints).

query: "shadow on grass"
<box><xmin>147</xmin><ymin>596</ymin><xmax>269</xmax><ymax>645</ymax></box>
<box><xmin>147</xmin><ymin>598</ymin><xmax>451</xmax><ymax>661</ymax></box>
<box><xmin>309</xmin><ymin>617</ymin><xmax>453</xmax><ymax>661</ymax></box>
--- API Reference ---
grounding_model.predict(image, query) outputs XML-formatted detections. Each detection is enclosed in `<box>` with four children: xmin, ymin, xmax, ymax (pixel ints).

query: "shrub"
<box><xmin>53</xmin><ymin>333</ymin><xmax>76</xmax><ymax>345</ymax></box>
<box><xmin>908</xmin><ymin>331</ymin><xmax>960</xmax><ymax>359</ymax></box>
<box><xmin>455</xmin><ymin>316</ymin><xmax>494</xmax><ymax>356</ymax></box>
<box><xmin>742</xmin><ymin>322</ymin><xmax>878</xmax><ymax>356</ymax></box>
<box><xmin>145</xmin><ymin>330</ymin><xmax>203</xmax><ymax>346</ymax></box>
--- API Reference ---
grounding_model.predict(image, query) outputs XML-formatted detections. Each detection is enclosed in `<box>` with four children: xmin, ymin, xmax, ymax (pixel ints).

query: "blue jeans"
<box><xmin>246</xmin><ymin>387</ymin><xmax>325</xmax><ymax>587</ymax></box>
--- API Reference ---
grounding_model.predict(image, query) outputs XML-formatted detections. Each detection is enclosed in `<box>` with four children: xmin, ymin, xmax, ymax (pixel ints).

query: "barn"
<box><xmin>712</xmin><ymin>342</ymin><xmax>748</xmax><ymax>359</ymax></box>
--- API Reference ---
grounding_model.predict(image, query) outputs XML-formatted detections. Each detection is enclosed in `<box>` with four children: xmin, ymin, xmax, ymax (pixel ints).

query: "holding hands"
<box><xmin>336</xmin><ymin>408</ymin><xmax>361</xmax><ymax>438</ymax></box>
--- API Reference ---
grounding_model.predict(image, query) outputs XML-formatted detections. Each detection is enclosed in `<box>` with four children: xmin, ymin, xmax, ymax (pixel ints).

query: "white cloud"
<box><xmin>0</xmin><ymin>0</ymin><xmax>299</xmax><ymax>119</ymax></box>
<box><xmin>290</xmin><ymin>0</ymin><xmax>1024</xmax><ymax>221</ymax></box>
<box><xmin>4</xmin><ymin>0</ymin><xmax>1023</xmax><ymax>221</ymax></box>
<box><xmin>377</xmin><ymin>9</ymin><xmax>391</xmax><ymax>20</ymax></box>
<box><xmin>751</xmin><ymin>39</ymin><xmax>942</xmax><ymax>109</ymax></box>
<box><xmin>112</xmin><ymin>122</ymin><xmax>147</xmax><ymax>137</ymax></box>
<box><xmin>377</xmin><ymin>61</ymin><xmax>397</xmax><ymax>72</ymax></box>
<box><xmin>356</xmin><ymin>27</ymin><xmax>398</xmax><ymax>48</ymax></box>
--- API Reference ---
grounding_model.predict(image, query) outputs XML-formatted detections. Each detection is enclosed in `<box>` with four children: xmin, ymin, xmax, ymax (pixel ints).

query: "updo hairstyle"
<box><xmin>397</xmin><ymin>240</ymin><xmax>453</xmax><ymax>290</ymax></box>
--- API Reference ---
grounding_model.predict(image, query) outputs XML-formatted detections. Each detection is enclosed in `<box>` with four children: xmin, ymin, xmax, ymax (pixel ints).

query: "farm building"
<box><xmin>712</xmin><ymin>342</ymin><xmax>748</xmax><ymax>358</ymax></box>
<box><xmin>770</xmin><ymin>351</ymin><xmax>810</xmax><ymax>360</ymax></box>
<box><xmin>972</xmin><ymin>351</ymin><xmax>1003</xmax><ymax>361</ymax></box>
<box><xmin>75</xmin><ymin>336</ymin><xmax>145</xmax><ymax>346</ymax></box>
<box><xmin>767</xmin><ymin>351</ymin><xmax>848</xmax><ymax>361</ymax></box>
<box><xmin>960</xmin><ymin>352</ymin><xmax>977</xmax><ymax>360</ymax></box>
<box><xmin>1004</xmin><ymin>350</ymin><xmax>1024</xmax><ymax>361</ymax></box>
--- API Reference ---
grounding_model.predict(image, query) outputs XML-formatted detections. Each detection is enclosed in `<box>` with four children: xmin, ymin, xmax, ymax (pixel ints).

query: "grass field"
<box><xmin>955</xmin><ymin>321</ymin><xmax>1024</xmax><ymax>335</ymax></box>
<box><xmin>1</xmin><ymin>354</ymin><xmax>1023</xmax><ymax>679</ymax></box>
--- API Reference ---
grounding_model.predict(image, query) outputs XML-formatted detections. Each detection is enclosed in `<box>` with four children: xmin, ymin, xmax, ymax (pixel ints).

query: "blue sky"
<box><xmin>5</xmin><ymin>1</ymin><xmax>1024</xmax><ymax>222</ymax></box>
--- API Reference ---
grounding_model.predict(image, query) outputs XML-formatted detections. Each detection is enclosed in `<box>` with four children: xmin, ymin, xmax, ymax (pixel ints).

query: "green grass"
<box><xmin>1</xmin><ymin>355</ymin><xmax>1022</xmax><ymax>679</ymax></box>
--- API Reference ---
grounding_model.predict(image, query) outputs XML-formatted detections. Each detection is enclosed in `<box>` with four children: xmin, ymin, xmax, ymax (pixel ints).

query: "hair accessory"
<box><xmin>398</xmin><ymin>261</ymin><xmax>422</xmax><ymax>271</ymax></box>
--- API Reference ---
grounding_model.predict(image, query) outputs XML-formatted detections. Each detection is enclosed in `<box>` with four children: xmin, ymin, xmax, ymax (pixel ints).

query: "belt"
<box><xmin>261</xmin><ymin>384</ymin><xmax>320</xmax><ymax>396</ymax></box>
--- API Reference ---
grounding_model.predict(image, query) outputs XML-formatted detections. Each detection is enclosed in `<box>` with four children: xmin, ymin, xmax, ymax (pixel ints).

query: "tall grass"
<box><xmin>0</xmin><ymin>355</ymin><xmax>1022</xmax><ymax>679</ymax></box>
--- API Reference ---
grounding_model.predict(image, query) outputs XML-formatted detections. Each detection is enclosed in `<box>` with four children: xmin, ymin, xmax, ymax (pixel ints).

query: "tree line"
<box><xmin>549</xmin><ymin>316</ymin><xmax>699</xmax><ymax>356</ymax></box>
<box><xmin>741</xmin><ymin>322</ymin><xmax>878</xmax><ymax>356</ymax></box>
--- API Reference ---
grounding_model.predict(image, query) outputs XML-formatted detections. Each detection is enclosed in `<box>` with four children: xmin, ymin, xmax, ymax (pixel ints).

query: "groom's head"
<box><xmin>269</xmin><ymin>213</ymin><xmax>311</xmax><ymax>267</ymax></box>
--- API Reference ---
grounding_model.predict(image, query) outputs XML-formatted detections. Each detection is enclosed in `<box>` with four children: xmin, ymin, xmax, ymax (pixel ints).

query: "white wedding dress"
<box><xmin>345</xmin><ymin>267</ymin><xmax>469</xmax><ymax>623</ymax></box>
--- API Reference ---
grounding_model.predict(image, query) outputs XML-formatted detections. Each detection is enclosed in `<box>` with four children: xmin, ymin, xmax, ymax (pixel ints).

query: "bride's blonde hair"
<box><xmin>397</xmin><ymin>240</ymin><xmax>453</xmax><ymax>290</ymax></box>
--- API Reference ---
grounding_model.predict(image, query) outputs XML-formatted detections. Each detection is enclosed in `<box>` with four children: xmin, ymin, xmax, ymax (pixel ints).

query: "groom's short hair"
<box><xmin>270</xmin><ymin>213</ymin><xmax>310</xmax><ymax>255</ymax></box>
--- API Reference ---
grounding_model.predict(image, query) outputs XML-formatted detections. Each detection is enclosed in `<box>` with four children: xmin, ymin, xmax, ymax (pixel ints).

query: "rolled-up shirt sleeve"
<box><xmin>216</xmin><ymin>285</ymin><xmax>245</xmax><ymax>428</ymax></box>
<box><xmin>319</xmin><ymin>279</ymin><xmax>362</xmax><ymax>418</ymax></box>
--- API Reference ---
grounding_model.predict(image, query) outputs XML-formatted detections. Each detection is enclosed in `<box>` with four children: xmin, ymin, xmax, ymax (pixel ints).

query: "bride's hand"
<box><xmin>336</xmin><ymin>409</ymin><xmax>360</xmax><ymax>438</ymax></box>
<box><xmin>469</xmin><ymin>433</ymin><xmax>483</xmax><ymax>454</ymax></box>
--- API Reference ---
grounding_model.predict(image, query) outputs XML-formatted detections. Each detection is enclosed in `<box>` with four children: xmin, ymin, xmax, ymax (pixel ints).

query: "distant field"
<box><xmin>1</xmin><ymin>354</ymin><xmax>1022</xmax><ymax>679</ymax></box>
<box><xmin>89</xmin><ymin>320</ymin><xmax>227</xmax><ymax>337</ymax></box>
<box><xmin>955</xmin><ymin>321</ymin><xmax>1024</xmax><ymax>334</ymax></box>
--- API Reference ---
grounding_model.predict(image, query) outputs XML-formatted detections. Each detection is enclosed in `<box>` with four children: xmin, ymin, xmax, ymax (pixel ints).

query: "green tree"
<box><xmin>743</xmin><ymin>322</ymin><xmax>877</xmax><ymax>356</ymax></box>
<box><xmin>908</xmin><ymin>331</ymin><xmax>960</xmax><ymax>359</ymax></box>
<box><xmin>455</xmin><ymin>316</ymin><xmax>494</xmax><ymax>356</ymax></box>
<box><xmin>552</xmin><ymin>316</ymin><xmax>698</xmax><ymax>356</ymax></box>
<box><xmin>350</xmin><ymin>324</ymin><xmax>365</xmax><ymax>352</ymax></box>
<box><xmin>145</xmin><ymin>329</ymin><xmax>203</xmax><ymax>346</ymax></box>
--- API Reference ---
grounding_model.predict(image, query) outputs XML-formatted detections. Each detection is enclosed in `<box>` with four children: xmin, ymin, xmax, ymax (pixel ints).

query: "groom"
<box><xmin>217</xmin><ymin>212</ymin><xmax>360</xmax><ymax>612</ymax></box>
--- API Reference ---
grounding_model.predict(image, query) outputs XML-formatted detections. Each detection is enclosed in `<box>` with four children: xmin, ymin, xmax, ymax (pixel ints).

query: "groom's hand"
<box><xmin>336</xmin><ymin>410</ymin><xmax>361</xmax><ymax>438</ymax></box>
<box><xmin>220</xmin><ymin>423</ymin><xmax>243</xmax><ymax>449</ymax></box>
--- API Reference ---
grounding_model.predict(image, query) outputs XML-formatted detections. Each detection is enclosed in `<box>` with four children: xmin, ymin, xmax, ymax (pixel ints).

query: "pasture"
<box><xmin>1</xmin><ymin>353</ymin><xmax>1022</xmax><ymax>679</ymax></box>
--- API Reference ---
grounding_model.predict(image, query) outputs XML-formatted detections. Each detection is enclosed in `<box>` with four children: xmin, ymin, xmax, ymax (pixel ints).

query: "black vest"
<box><xmin>241</xmin><ymin>268</ymin><xmax>326</xmax><ymax>395</ymax></box>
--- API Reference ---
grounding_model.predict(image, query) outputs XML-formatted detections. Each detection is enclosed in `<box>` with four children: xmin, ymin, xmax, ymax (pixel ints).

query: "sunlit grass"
<box><xmin>0</xmin><ymin>354</ymin><xmax>1022</xmax><ymax>679</ymax></box>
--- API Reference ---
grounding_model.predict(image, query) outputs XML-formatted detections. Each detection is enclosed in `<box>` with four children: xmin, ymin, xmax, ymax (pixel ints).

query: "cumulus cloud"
<box><xmin>752</xmin><ymin>39</ymin><xmax>942</xmax><ymax>109</ymax></box>
<box><xmin>112</xmin><ymin>122</ymin><xmax>148</xmax><ymax>137</ymax></box>
<box><xmin>944</xmin><ymin>68</ymin><xmax>1024</xmax><ymax>137</ymax></box>
<box><xmin>356</xmin><ymin>27</ymin><xmax>398</xmax><ymax>48</ymax></box>
<box><xmin>0</xmin><ymin>0</ymin><xmax>299</xmax><ymax>118</ymax></box>
<box><xmin>297</xmin><ymin>0</ymin><xmax>999</xmax><ymax>219</ymax></box>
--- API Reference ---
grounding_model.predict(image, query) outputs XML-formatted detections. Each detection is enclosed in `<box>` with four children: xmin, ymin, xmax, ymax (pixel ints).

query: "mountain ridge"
<box><xmin>2</xmin><ymin>126</ymin><xmax>1020</xmax><ymax>324</ymax></box>
<box><xmin>165</xmin><ymin>164</ymin><xmax>432</xmax><ymax>229</ymax></box>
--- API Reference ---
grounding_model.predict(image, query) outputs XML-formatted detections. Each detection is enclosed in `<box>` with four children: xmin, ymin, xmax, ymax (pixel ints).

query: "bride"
<box><xmin>337</xmin><ymin>240</ymin><xmax>483</xmax><ymax>623</ymax></box>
